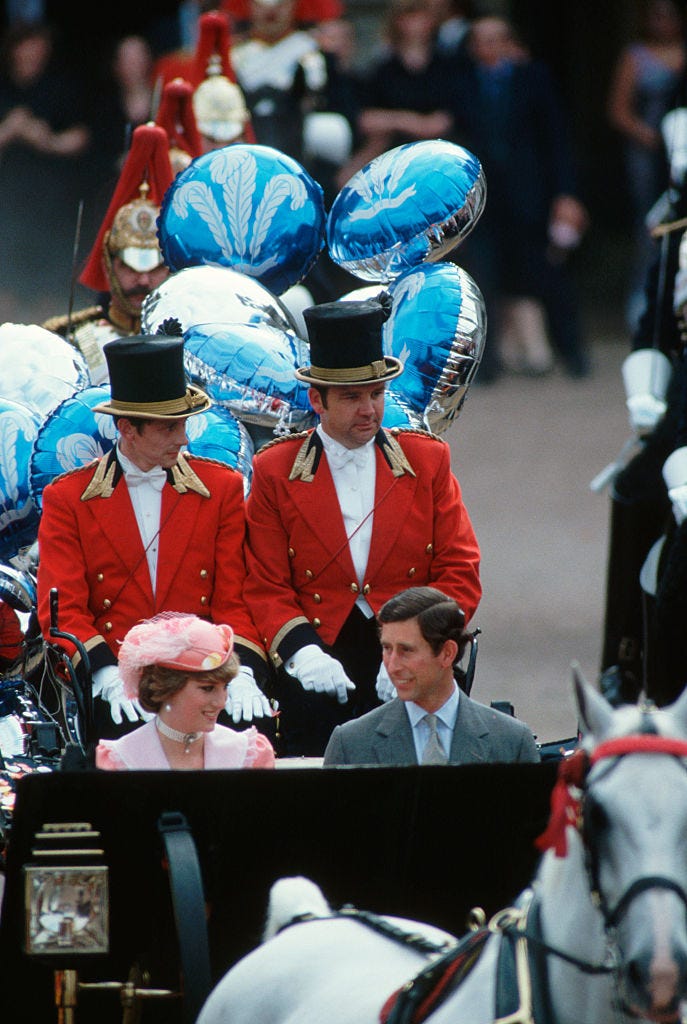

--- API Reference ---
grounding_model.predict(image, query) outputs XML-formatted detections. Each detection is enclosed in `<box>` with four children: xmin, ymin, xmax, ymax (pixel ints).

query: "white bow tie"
<box><xmin>327</xmin><ymin>447</ymin><xmax>369</xmax><ymax>472</ymax></box>
<box><xmin>124</xmin><ymin>466</ymin><xmax>167</xmax><ymax>491</ymax></box>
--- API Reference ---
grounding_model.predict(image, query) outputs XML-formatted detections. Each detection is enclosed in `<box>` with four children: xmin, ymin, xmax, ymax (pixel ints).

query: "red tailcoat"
<box><xmin>244</xmin><ymin>428</ymin><xmax>482</xmax><ymax>666</ymax></box>
<box><xmin>37</xmin><ymin>450</ymin><xmax>265</xmax><ymax>674</ymax></box>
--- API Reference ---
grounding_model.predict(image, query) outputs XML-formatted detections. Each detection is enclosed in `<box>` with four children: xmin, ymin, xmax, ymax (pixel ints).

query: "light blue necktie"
<box><xmin>421</xmin><ymin>713</ymin><xmax>448</xmax><ymax>765</ymax></box>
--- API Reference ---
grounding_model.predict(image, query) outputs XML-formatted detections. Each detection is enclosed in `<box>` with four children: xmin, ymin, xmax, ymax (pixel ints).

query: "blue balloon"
<box><xmin>29</xmin><ymin>387</ymin><xmax>117</xmax><ymax>511</ymax></box>
<box><xmin>158</xmin><ymin>144</ymin><xmax>326</xmax><ymax>296</ymax></box>
<box><xmin>328</xmin><ymin>140</ymin><xmax>486</xmax><ymax>283</ymax></box>
<box><xmin>0</xmin><ymin>399</ymin><xmax>42</xmax><ymax>560</ymax></box>
<box><xmin>184</xmin><ymin>321</ymin><xmax>314</xmax><ymax>436</ymax></box>
<box><xmin>385</xmin><ymin>262</ymin><xmax>486</xmax><ymax>434</ymax></box>
<box><xmin>381</xmin><ymin>389</ymin><xmax>423</xmax><ymax>430</ymax></box>
<box><xmin>184</xmin><ymin>405</ymin><xmax>255</xmax><ymax>492</ymax></box>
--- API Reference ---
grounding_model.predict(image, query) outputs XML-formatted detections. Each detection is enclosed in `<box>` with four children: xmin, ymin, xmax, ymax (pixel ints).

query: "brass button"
<box><xmin>96</xmin><ymin>572</ymin><xmax>104</xmax><ymax>582</ymax></box>
<box><xmin>200</xmin><ymin>569</ymin><xmax>208</xmax><ymax>578</ymax></box>
<box><xmin>313</xmin><ymin>618</ymin><xmax>321</xmax><ymax>628</ymax></box>
<box><xmin>425</xmin><ymin>543</ymin><xmax>433</xmax><ymax>554</ymax></box>
<box><xmin>102</xmin><ymin>599</ymin><xmax>111</xmax><ymax>610</ymax></box>
<box><xmin>200</xmin><ymin>595</ymin><xmax>208</xmax><ymax>605</ymax></box>
<box><xmin>271</xmin><ymin>652</ymin><xmax>280</xmax><ymax>665</ymax></box>
<box><xmin>362</xmin><ymin>584</ymin><xmax>370</xmax><ymax>595</ymax></box>
<box><xmin>104</xmin><ymin>622</ymin><xmax>112</xmax><ymax>632</ymax></box>
<box><xmin>288</xmin><ymin>547</ymin><xmax>295</xmax><ymax>558</ymax></box>
<box><xmin>313</xmin><ymin>593</ymin><xmax>321</xmax><ymax>603</ymax></box>
<box><xmin>305</xmin><ymin>569</ymin><xmax>313</xmax><ymax>579</ymax></box>
<box><xmin>408</xmin><ymin>567</ymin><xmax>416</xmax><ymax>577</ymax></box>
<box><xmin>350</xmin><ymin>583</ymin><xmax>359</xmax><ymax>594</ymax></box>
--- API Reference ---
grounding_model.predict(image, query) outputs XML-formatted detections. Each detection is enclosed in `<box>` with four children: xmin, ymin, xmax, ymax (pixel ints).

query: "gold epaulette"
<box><xmin>80</xmin><ymin>458</ymin><xmax>116</xmax><ymax>500</ymax></box>
<box><xmin>44</xmin><ymin>459</ymin><xmax>100</xmax><ymax>489</ymax></box>
<box><xmin>388</xmin><ymin>426</ymin><xmax>442</xmax><ymax>441</ymax></box>
<box><xmin>183</xmin><ymin>453</ymin><xmax>239</xmax><ymax>472</ymax></box>
<box><xmin>255</xmin><ymin>430</ymin><xmax>311</xmax><ymax>455</ymax></box>
<box><xmin>42</xmin><ymin>306</ymin><xmax>105</xmax><ymax>335</ymax></box>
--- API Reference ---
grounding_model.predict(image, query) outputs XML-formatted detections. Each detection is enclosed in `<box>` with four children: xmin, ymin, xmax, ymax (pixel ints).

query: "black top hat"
<box><xmin>92</xmin><ymin>336</ymin><xmax>212</xmax><ymax>419</ymax></box>
<box><xmin>295</xmin><ymin>296</ymin><xmax>403</xmax><ymax>386</ymax></box>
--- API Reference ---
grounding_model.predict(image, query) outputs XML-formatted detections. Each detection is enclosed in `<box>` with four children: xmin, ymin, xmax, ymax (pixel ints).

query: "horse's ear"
<box><xmin>572</xmin><ymin>661</ymin><xmax>614</xmax><ymax>739</ymax></box>
<box><xmin>665</xmin><ymin>684</ymin><xmax>687</xmax><ymax>734</ymax></box>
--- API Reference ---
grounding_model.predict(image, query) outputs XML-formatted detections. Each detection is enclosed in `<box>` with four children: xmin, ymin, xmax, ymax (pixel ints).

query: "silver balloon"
<box><xmin>0</xmin><ymin>323</ymin><xmax>90</xmax><ymax>418</ymax></box>
<box><xmin>141</xmin><ymin>265</ymin><xmax>299</xmax><ymax>337</ymax></box>
<box><xmin>385</xmin><ymin>262</ymin><xmax>486</xmax><ymax>434</ymax></box>
<box><xmin>183</xmin><ymin>321</ymin><xmax>315</xmax><ymax>437</ymax></box>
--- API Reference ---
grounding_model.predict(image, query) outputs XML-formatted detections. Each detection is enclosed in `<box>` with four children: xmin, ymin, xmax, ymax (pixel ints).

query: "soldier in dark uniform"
<box><xmin>42</xmin><ymin>121</ymin><xmax>173</xmax><ymax>383</ymax></box>
<box><xmin>600</xmin><ymin>101</ymin><xmax>687</xmax><ymax>706</ymax></box>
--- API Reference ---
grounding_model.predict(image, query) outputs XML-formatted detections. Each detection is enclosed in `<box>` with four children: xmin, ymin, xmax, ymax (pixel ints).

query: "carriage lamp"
<box><xmin>23</xmin><ymin>821</ymin><xmax>109</xmax><ymax>957</ymax></box>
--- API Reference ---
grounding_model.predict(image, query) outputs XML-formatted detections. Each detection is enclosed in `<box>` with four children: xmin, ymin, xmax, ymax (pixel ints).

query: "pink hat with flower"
<box><xmin>118</xmin><ymin>612</ymin><xmax>234</xmax><ymax>698</ymax></box>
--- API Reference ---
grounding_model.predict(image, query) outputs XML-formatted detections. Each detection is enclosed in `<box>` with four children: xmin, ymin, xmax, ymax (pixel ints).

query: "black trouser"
<box><xmin>273</xmin><ymin>607</ymin><xmax>382</xmax><ymax>757</ymax></box>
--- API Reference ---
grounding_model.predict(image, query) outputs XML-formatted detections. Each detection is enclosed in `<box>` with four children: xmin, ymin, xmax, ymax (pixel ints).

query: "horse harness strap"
<box><xmin>492</xmin><ymin>893</ymin><xmax>555</xmax><ymax>1024</ymax></box>
<box><xmin>380</xmin><ymin>890</ymin><xmax>560</xmax><ymax>1024</ymax></box>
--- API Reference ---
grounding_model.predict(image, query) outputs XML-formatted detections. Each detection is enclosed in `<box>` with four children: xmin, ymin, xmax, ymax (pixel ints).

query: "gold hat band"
<box><xmin>308</xmin><ymin>359</ymin><xmax>392</xmax><ymax>382</ymax></box>
<box><xmin>106</xmin><ymin>388</ymin><xmax>208</xmax><ymax>415</ymax></box>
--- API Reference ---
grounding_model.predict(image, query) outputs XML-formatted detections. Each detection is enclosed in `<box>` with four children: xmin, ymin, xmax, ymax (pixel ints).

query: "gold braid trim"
<box><xmin>256</xmin><ymin>430</ymin><xmax>311</xmax><ymax>455</ymax></box>
<box><xmin>235</xmin><ymin>636</ymin><xmax>268</xmax><ymax>662</ymax></box>
<box><xmin>380</xmin><ymin>430</ymin><xmax>416</xmax><ymax>478</ymax></box>
<box><xmin>42</xmin><ymin>306</ymin><xmax>104</xmax><ymax>334</ymax></box>
<box><xmin>289</xmin><ymin>436</ymin><xmax>318</xmax><ymax>482</ymax></box>
<box><xmin>270</xmin><ymin>617</ymin><xmax>311</xmax><ymax>666</ymax></box>
<box><xmin>80</xmin><ymin>459</ymin><xmax>117</xmax><ymax>500</ymax></box>
<box><xmin>72</xmin><ymin>634</ymin><xmax>109</xmax><ymax>671</ymax></box>
<box><xmin>170</xmin><ymin>452</ymin><xmax>211</xmax><ymax>497</ymax></box>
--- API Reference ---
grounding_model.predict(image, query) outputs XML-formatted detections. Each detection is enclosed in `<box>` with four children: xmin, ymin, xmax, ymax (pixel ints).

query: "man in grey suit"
<box><xmin>323</xmin><ymin>586</ymin><xmax>540</xmax><ymax>766</ymax></box>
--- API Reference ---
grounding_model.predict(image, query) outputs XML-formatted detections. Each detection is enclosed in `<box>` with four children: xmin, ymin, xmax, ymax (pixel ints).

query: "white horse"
<box><xmin>198</xmin><ymin>671</ymin><xmax>687</xmax><ymax>1024</ymax></box>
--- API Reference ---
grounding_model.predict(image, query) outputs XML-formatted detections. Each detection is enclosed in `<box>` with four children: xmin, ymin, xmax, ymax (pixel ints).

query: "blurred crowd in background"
<box><xmin>0</xmin><ymin>0</ymin><xmax>684</xmax><ymax>382</ymax></box>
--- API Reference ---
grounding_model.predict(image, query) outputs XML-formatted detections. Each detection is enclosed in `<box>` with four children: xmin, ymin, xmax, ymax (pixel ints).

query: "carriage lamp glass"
<box><xmin>24</xmin><ymin>865</ymin><xmax>109</xmax><ymax>955</ymax></box>
<box><xmin>23</xmin><ymin>821</ymin><xmax>109</xmax><ymax>956</ymax></box>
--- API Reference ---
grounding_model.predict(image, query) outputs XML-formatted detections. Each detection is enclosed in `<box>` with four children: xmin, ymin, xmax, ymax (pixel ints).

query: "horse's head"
<box><xmin>570</xmin><ymin>668</ymin><xmax>687</xmax><ymax>1021</ymax></box>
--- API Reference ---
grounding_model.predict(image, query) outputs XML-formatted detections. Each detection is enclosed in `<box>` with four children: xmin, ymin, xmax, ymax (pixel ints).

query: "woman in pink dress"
<box><xmin>96</xmin><ymin>613</ymin><xmax>275</xmax><ymax>771</ymax></box>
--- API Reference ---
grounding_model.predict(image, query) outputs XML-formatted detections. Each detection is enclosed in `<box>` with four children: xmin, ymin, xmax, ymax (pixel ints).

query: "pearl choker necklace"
<box><xmin>156</xmin><ymin>716</ymin><xmax>201</xmax><ymax>754</ymax></box>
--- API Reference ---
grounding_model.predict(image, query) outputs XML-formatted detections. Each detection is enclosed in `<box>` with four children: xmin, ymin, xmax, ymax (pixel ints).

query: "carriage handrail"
<box><xmin>47</xmin><ymin>587</ymin><xmax>95</xmax><ymax>750</ymax></box>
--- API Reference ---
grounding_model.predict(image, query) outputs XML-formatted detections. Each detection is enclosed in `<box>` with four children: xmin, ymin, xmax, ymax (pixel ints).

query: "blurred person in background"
<box><xmin>335</xmin><ymin>0</ymin><xmax>453</xmax><ymax>190</ymax></box>
<box><xmin>83</xmin><ymin>32</ymin><xmax>157</xmax><ymax>244</ymax></box>
<box><xmin>0</xmin><ymin>20</ymin><xmax>91</xmax><ymax>323</ymax></box>
<box><xmin>43</xmin><ymin>122</ymin><xmax>173</xmax><ymax>384</ymax></box>
<box><xmin>449</xmin><ymin>14</ymin><xmax>590</xmax><ymax>381</ymax></box>
<box><xmin>608</xmin><ymin>0</ymin><xmax>687</xmax><ymax>331</ymax></box>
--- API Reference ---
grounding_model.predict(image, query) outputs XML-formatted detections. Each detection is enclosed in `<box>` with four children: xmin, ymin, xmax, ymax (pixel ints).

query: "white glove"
<box><xmin>225</xmin><ymin>665</ymin><xmax>272</xmax><ymax>723</ymax></box>
<box><xmin>622</xmin><ymin>349</ymin><xmax>671</xmax><ymax>434</ymax></box>
<box><xmin>668</xmin><ymin>484</ymin><xmax>687</xmax><ymax>525</ymax></box>
<box><xmin>663</xmin><ymin>447</ymin><xmax>687</xmax><ymax>525</ymax></box>
<box><xmin>626</xmin><ymin>393</ymin><xmax>667</xmax><ymax>434</ymax></box>
<box><xmin>92</xmin><ymin>665</ymin><xmax>151</xmax><ymax>725</ymax></box>
<box><xmin>285</xmin><ymin>644</ymin><xmax>355</xmax><ymax>704</ymax></box>
<box><xmin>376</xmin><ymin>662</ymin><xmax>397</xmax><ymax>703</ymax></box>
